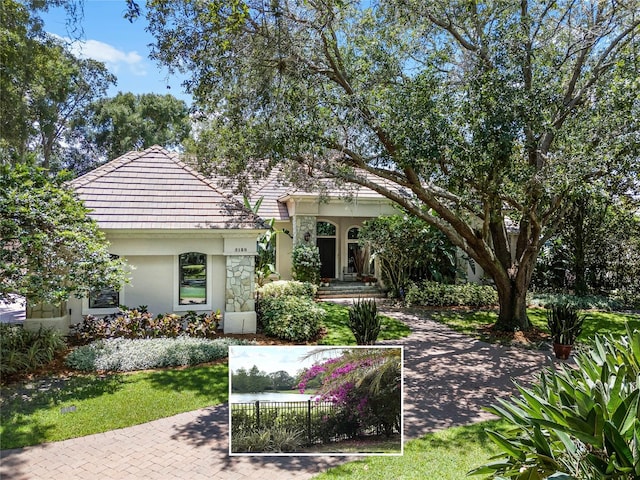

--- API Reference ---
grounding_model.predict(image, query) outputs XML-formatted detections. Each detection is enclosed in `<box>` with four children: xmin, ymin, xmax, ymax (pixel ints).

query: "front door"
<box><xmin>317</xmin><ymin>237</ymin><xmax>336</xmax><ymax>278</ymax></box>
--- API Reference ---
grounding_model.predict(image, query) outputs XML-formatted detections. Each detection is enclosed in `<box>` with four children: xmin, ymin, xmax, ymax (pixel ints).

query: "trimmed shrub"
<box><xmin>530</xmin><ymin>293</ymin><xmax>624</xmax><ymax>311</ymax></box>
<box><xmin>65</xmin><ymin>337</ymin><xmax>251</xmax><ymax>372</ymax></box>
<box><xmin>257</xmin><ymin>280</ymin><xmax>317</xmax><ymax>299</ymax></box>
<box><xmin>0</xmin><ymin>324</ymin><xmax>66</xmax><ymax>378</ymax></box>
<box><xmin>291</xmin><ymin>244</ymin><xmax>321</xmax><ymax>284</ymax></box>
<box><xmin>471</xmin><ymin>324</ymin><xmax>640</xmax><ymax>479</ymax></box>
<box><xmin>404</xmin><ymin>281</ymin><xmax>498</xmax><ymax>307</ymax></box>
<box><xmin>259</xmin><ymin>296</ymin><xmax>325</xmax><ymax>342</ymax></box>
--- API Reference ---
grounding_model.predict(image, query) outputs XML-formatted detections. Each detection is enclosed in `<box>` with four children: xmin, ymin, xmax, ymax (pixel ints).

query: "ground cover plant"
<box><xmin>318</xmin><ymin>302</ymin><xmax>411</xmax><ymax>345</ymax></box>
<box><xmin>66</xmin><ymin>337</ymin><xmax>252</xmax><ymax>372</ymax></box>
<box><xmin>0</xmin><ymin>363</ymin><xmax>228</xmax><ymax>449</ymax></box>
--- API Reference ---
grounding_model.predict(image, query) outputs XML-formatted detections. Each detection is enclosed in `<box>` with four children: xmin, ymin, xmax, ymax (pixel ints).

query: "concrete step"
<box><xmin>316</xmin><ymin>283</ymin><xmax>386</xmax><ymax>299</ymax></box>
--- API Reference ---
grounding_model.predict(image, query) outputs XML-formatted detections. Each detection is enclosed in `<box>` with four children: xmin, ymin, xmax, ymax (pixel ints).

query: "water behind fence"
<box><xmin>231</xmin><ymin>400</ymin><xmax>380</xmax><ymax>446</ymax></box>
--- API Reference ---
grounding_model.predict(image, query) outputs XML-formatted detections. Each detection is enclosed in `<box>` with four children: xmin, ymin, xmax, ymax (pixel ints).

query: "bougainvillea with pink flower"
<box><xmin>298</xmin><ymin>348</ymin><xmax>401</xmax><ymax>438</ymax></box>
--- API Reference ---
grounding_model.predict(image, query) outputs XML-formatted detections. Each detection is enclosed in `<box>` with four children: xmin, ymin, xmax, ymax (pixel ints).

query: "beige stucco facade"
<box><xmin>274</xmin><ymin>195</ymin><xmax>398</xmax><ymax>281</ymax></box>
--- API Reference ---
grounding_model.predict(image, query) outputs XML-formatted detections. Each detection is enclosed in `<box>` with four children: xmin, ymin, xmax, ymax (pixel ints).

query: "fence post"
<box><xmin>255</xmin><ymin>401</ymin><xmax>260</xmax><ymax>430</ymax></box>
<box><xmin>307</xmin><ymin>399</ymin><xmax>312</xmax><ymax>445</ymax></box>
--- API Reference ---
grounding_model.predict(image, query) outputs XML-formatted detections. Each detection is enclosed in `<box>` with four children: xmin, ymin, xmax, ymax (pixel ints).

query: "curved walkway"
<box><xmin>1</xmin><ymin>306</ymin><xmax>554</xmax><ymax>479</ymax></box>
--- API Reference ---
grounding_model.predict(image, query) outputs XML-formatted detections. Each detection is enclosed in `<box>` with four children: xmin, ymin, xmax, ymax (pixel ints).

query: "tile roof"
<box><xmin>71</xmin><ymin>146</ymin><xmax>265</xmax><ymax>230</ymax></box>
<box><xmin>235</xmin><ymin>169</ymin><xmax>405</xmax><ymax>221</ymax></box>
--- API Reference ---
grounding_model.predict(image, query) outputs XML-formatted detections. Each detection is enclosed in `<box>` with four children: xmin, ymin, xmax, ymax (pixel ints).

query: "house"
<box><xmin>236</xmin><ymin>170</ymin><xmax>400</xmax><ymax>282</ymax></box>
<box><xmin>26</xmin><ymin>146</ymin><xmax>266</xmax><ymax>334</ymax></box>
<box><xmin>24</xmin><ymin>146</ymin><xmax>491</xmax><ymax>335</ymax></box>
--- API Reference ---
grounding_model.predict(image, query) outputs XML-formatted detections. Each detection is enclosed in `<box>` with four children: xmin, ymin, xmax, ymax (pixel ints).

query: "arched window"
<box><xmin>179</xmin><ymin>252</ymin><xmax>207</xmax><ymax>305</ymax></box>
<box><xmin>317</xmin><ymin>221</ymin><xmax>336</xmax><ymax>237</ymax></box>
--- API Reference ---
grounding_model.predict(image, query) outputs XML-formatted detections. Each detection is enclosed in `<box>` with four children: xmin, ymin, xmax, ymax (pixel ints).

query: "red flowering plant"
<box><xmin>298</xmin><ymin>348</ymin><xmax>401</xmax><ymax>439</ymax></box>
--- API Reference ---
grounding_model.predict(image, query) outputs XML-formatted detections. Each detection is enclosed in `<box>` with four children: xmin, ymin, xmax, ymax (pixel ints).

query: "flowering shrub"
<box><xmin>291</xmin><ymin>244</ymin><xmax>321</xmax><ymax>284</ymax></box>
<box><xmin>65</xmin><ymin>337</ymin><xmax>251</xmax><ymax>372</ymax></box>
<box><xmin>259</xmin><ymin>296</ymin><xmax>325</xmax><ymax>342</ymax></box>
<box><xmin>298</xmin><ymin>349</ymin><xmax>401</xmax><ymax>437</ymax></box>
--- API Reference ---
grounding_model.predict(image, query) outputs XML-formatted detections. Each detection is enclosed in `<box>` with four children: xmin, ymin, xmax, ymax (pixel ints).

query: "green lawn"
<box><xmin>313</xmin><ymin>420</ymin><xmax>506</xmax><ymax>479</ymax></box>
<box><xmin>317</xmin><ymin>301</ymin><xmax>412</xmax><ymax>345</ymax></box>
<box><xmin>431</xmin><ymin>308</ymin><xmax>640</xmax><ymax>345</ymax></box>
<box><xmin>0</xmin><ymin>363</ymin><xmax>228</xmax><ymax>449</ymax></box>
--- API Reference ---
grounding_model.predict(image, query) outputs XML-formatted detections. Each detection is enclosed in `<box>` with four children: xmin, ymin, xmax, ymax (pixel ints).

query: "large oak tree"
<box><xmin>137</xmin><ymin>0</ymin><xmax>639</xmax><ymax>331</ymax></box>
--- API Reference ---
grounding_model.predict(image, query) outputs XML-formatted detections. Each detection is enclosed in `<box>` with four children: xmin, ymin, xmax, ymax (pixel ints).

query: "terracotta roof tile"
<box><xmin>71</xmin><ymin>146</ymin><xmax>265</xmax><ymax>230</ymax></box>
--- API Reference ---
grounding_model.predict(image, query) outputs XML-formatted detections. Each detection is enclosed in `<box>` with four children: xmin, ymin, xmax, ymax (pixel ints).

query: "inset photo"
<box><xmin>229</xmin><ymin>345</ymin><xmax>403</xmax><ymax>456</ymax></box>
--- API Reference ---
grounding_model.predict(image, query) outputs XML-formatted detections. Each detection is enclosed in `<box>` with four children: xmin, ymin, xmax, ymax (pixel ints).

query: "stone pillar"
<box><xmin>292</xmin><ymin>215</ymin><xmax>317</xmax><ymax>246</ymax></box>
<box><xmin>224</xmin><ymin>254</ymin><xmax>257</xmax><ymax>334</ymax></box>
<box><xmin>25</xmin><ymin>300</ymin><xmax>70</xmax><ymax>334</ymax></box>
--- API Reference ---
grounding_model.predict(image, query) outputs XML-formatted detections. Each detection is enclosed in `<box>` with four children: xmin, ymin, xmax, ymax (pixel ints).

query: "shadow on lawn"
<box><xmin>0</xmin><ymin>374</ymin><xmax>125</xmax><ymax>449</ymax></box>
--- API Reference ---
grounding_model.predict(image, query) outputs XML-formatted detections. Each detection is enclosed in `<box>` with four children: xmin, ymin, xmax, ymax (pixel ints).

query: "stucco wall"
<box><xmin>275</xmin><ymin>220</ymin><xmax>293</xmax><ymax>280</ymax></box>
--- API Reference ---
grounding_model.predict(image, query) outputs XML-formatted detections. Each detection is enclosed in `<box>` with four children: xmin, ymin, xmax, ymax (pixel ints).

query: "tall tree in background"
<box><xmin>138</xmin><ymin>0</ymin><xmax>640</xmax><ymax>331</ymax></box>
<box><xmin>1</xmin><ymin>0</ymin><xmax>115</xmax><ymax>167</ymax></box>
<box><xmin>66</xmin><ymin>92</ymin><xmax>191</xmax><ymax>172</ymax></box>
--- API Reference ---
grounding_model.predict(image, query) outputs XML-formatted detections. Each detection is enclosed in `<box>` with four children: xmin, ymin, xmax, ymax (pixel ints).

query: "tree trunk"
<box><xmin>494</xmin><ymin>277</ymin><xmax>531</xmax><ymax>332</ymax></box>
<box><xmin>574</xmin><ymin>199</ymin><xmax>587</xmax><ymax>296</ymax></box>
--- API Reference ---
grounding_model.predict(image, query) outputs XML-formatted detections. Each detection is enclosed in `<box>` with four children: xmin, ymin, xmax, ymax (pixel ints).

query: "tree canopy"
<box><xmin>0</xmin><ymin>162</ymin><xmax>128</xmax><ymax>304</ymax></box>
<box><xmin>67</xmin><ymin>92</ymin><xmax>192</xmax><ymax>172</ymax></box>
<box><xmin>140</xmin><ymin>0</ymin><xmax>640</xmax><ymax>330</ymax></box>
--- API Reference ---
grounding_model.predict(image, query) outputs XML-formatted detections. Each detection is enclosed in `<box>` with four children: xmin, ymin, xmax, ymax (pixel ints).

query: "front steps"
<box><xmin>316</xmin><ymin>281</ymin><xmax>386</xmax><ymax>299</ymax></box>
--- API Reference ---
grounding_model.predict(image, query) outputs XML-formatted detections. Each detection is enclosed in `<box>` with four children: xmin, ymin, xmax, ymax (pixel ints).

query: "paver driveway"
<box><xmin>0</xmin><ymin>305</ymin><xmax>553</xmax><ymax>479</ymax></box>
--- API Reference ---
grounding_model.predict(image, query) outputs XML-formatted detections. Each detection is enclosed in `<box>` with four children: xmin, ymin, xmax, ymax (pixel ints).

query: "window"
<box><xmin>89</xmin><ymin>288</ymin><xmax>120</xmax><ymax>309</ymax></box>
<box><xmin>89</xmin><ymin>255</ymin><xmax>120</xmax><ymax>309</ymax></box>
<box><xmin>347</xmin><ymin>227</ymin><xmax>359</xmax><ymax>240</ymax></box>
<box><xmin>317</xmin><ymin>221</ymin><xmax>336</xmax><ymax>237</ymax></box>
<box><xmin>179</xmin><ymin>252</ymin><xmax>207</xmax><ymax>305</ymax></box>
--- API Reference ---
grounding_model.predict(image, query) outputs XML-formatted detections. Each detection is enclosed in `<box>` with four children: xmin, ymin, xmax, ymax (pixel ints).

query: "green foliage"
<box><xmin>0</xmin><ymin>324</ymin><xmax>66</xmax><ymax>378</ymax></box>
<box><xmin>1</xmin><ymin>0</ymin><xmax>115</xmax><ymax>167</ymax></box>
<box><xmin>404</xmin><ymin>281</ymin><xmax>498</xmax><ymax>307</ymax></box>
<box><xmin>359</xmin><ymin>214</ymin><xmax>457</xmax><ymax>297</ymax></box>
<box><xmin>471</xmin><ymin>325</ymin><xmax>640</xmax><ymax>479</ymax></box>
<box><xmin>258</xmin><ymin>296</ymin><xmax>325</xmax><ymax>342</ymax></box>
<box><xmin>68</xmin><ymin>92</ymin><xmax>191</xmax><ymax>171</ymax></box>
<box><xmin>291</xmin><ymin>244</ymin><xmax>321</xmax><ymax>284</ymax></box>
<box><xmin>65</xmin><ymin>337</ymin><xmax>250</xmax><ymax>372</ymax></box>
<box><xmin>530</xmin><ymin>293</ymin><xmax>624</xmax><ymax>312</ymax></box>
<box><xmin>257</xmin><ymin>280</ymin><xmax>317</xmax><ymax>299</ymax></box>
<box><xmin>231</xmin><ymin>426</ymin><xmax>305</xmax><ymax>453</ymax></box>
<box><xmin>0</xmin><ymin>163</ymin><xmax>128</xmax><ymax>304</ymax></box>
<box><xmin>348</xmin><ymin>299</ymin><xmax>381</xmax><ymax>345</ymax></box>
<box><xmin>546</xmin><ymin>303</ymin><xmax>587</xmax><ymax>345</ymax></box>
<box><xmin>70</xmin><ymin>308</ymin><xmax>222</xmax><ymax>342</ymax></box>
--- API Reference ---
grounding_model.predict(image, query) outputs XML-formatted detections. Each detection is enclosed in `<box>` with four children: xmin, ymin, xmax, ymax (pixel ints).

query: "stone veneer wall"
<box><xmin>225</xmin><ymin>255</ymin><xmax>255</xmax><ymax>312</ymax></box>
<box><xmin>26</xmin><ymin>301</ymin><xmax>66</xmax><ymax>319</ymax></box>
<box><xmin>293</xmin><ymin>215</ymin><xmax>317</xmax><ymax>246</ymax></box>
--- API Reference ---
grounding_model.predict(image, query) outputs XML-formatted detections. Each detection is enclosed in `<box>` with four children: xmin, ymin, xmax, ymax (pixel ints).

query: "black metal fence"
<box><xmin>231</xmin><ymin>400</ymin><xmax>381</xmax><ymax>445</ymax></box>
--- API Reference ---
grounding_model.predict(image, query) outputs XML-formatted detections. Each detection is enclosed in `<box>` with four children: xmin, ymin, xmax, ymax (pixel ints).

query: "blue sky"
<box><xmin>229</xmin><ymin>346</ymin><xmax>345</xmax><ymax>377</ymax></box>
<box><xmin>40</xmin><ymin>1</ymin><xmax>192</xmax><ymax>104</ymax></box>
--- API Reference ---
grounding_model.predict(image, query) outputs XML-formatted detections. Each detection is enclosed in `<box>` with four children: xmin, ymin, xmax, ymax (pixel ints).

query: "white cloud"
<box><xmin>52</xmin><ymin>34</ymin><xmax>147</xmax><ymax>77</ymax></box>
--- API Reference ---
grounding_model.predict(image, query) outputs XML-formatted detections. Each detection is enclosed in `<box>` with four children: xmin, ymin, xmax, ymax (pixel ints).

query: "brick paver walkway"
<box><xmin>1</xmin><ymin>305</ymin><xmax>553</xmax><ymax>479</ymax></box>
